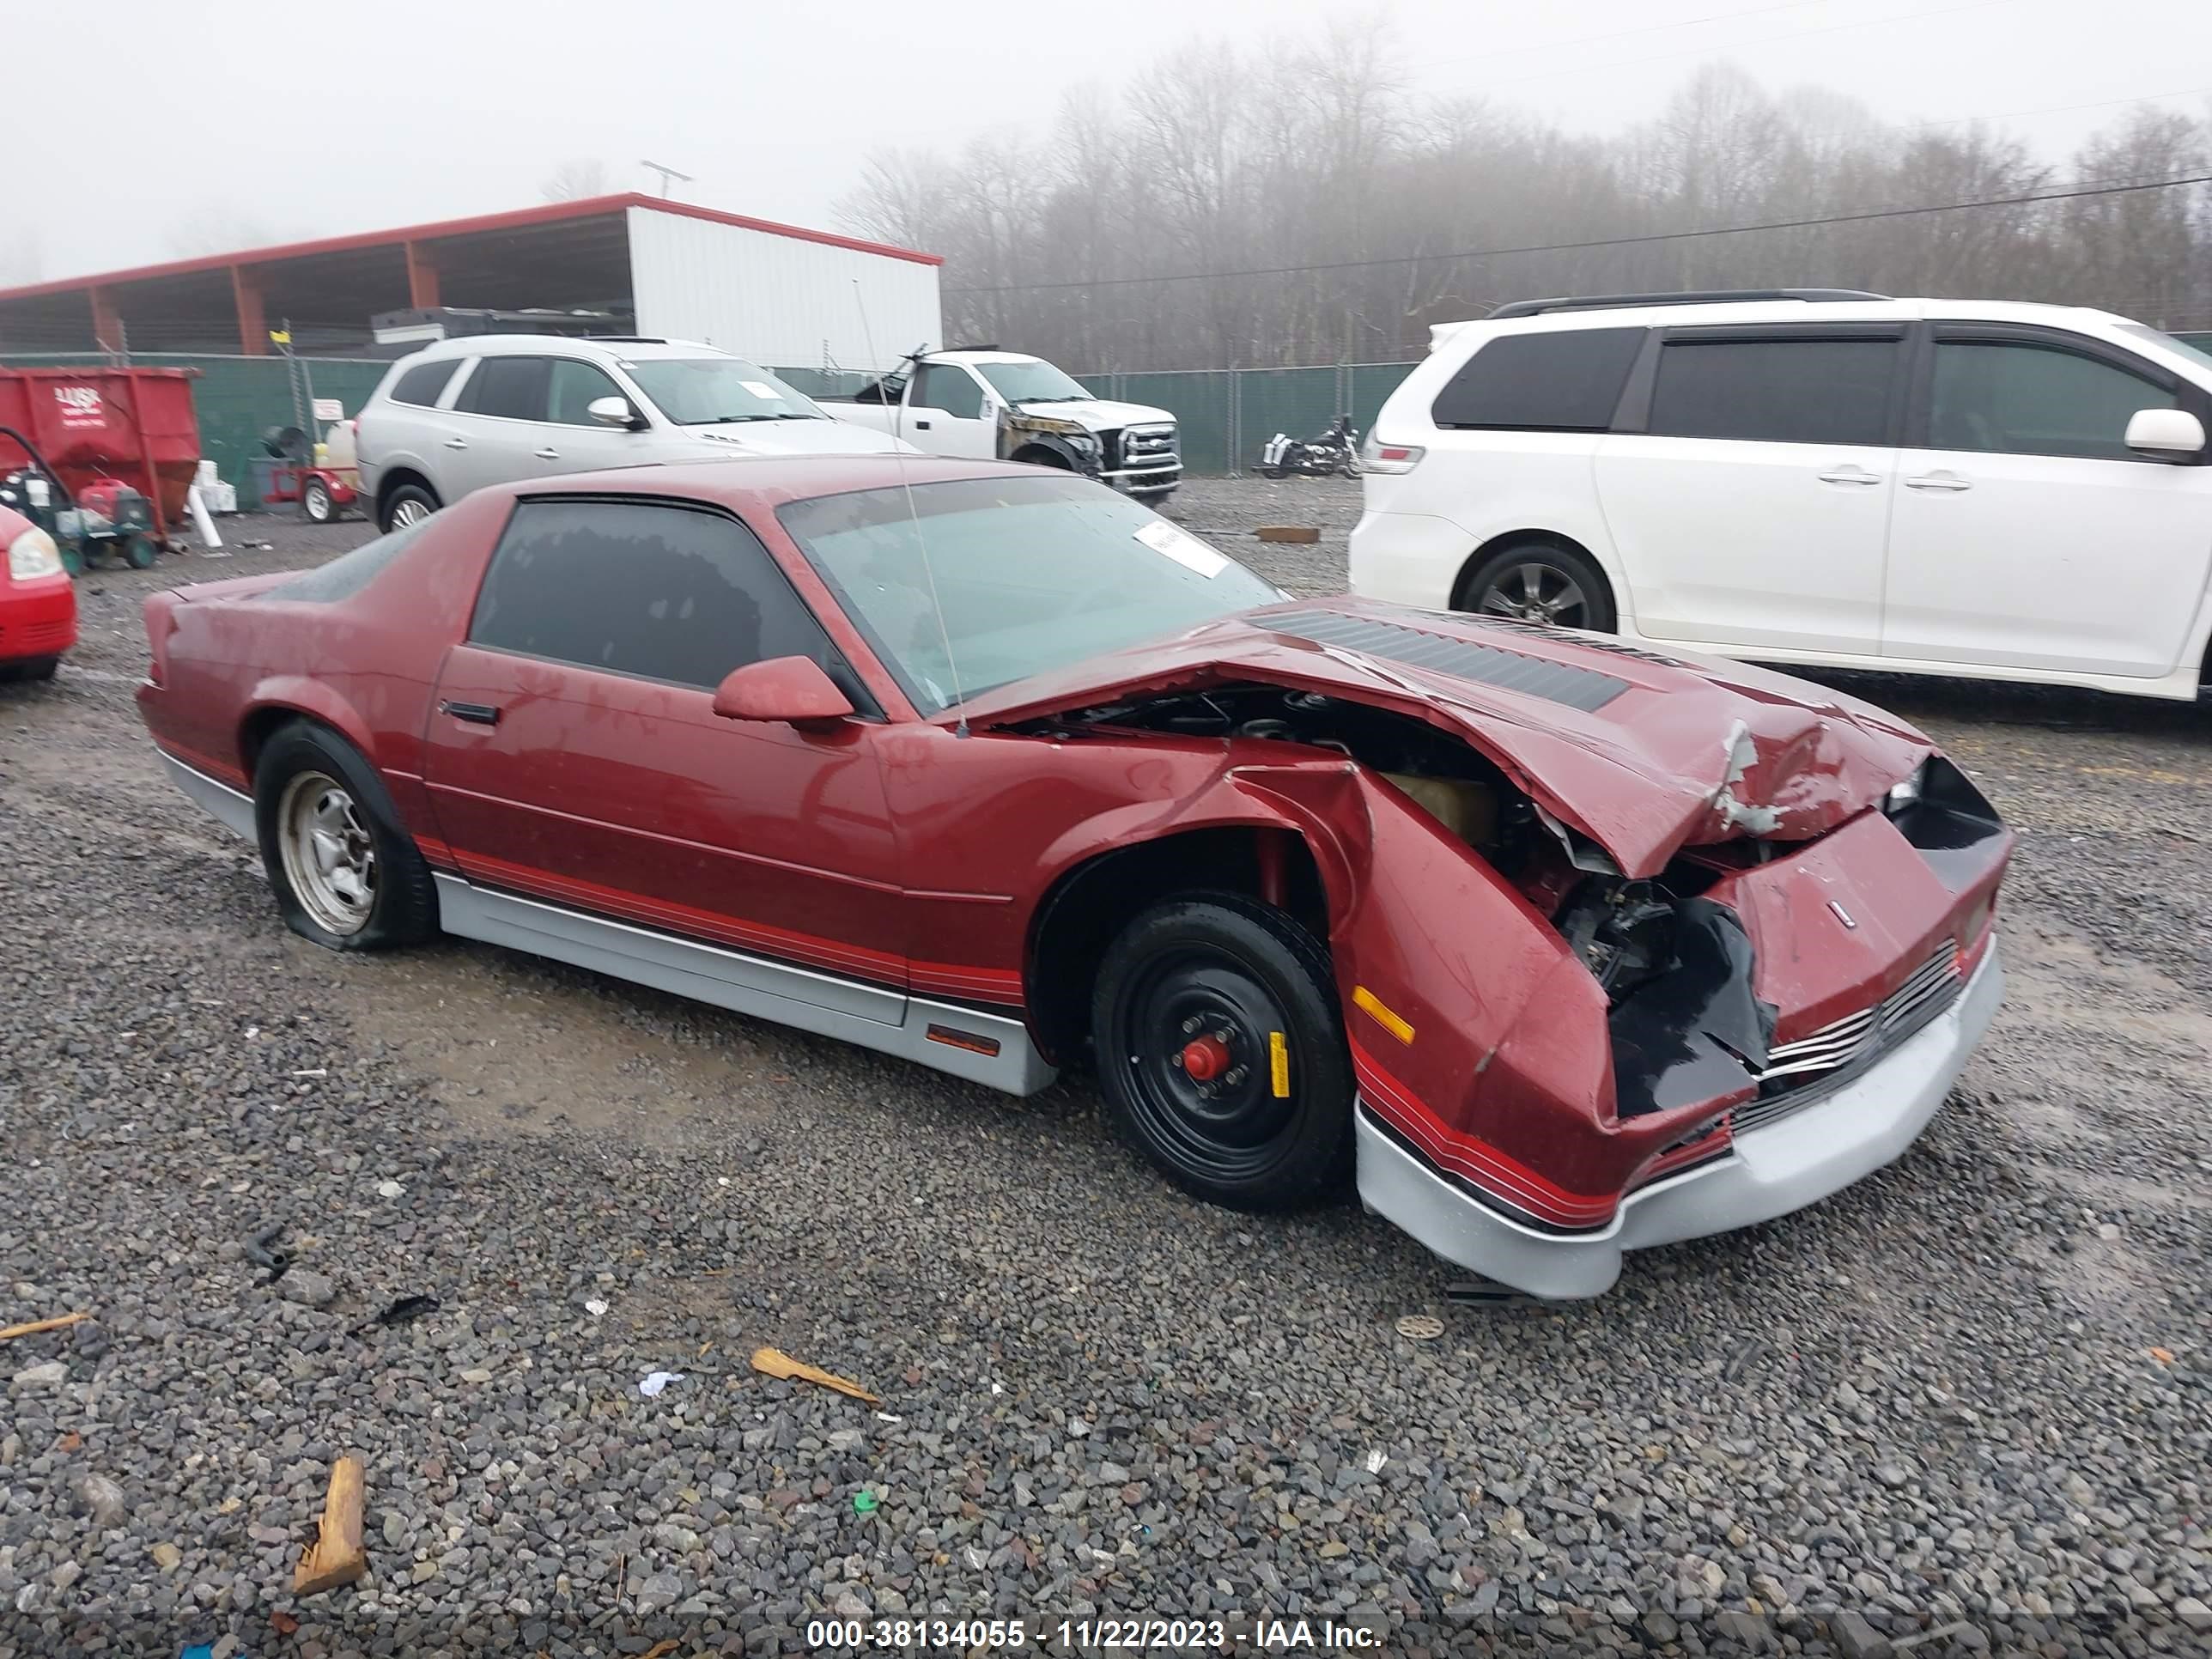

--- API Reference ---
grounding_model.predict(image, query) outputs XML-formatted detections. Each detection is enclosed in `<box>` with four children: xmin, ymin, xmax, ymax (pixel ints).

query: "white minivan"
<box><xmin>355</xmin><ymin>334</ymin><xmax>911</xmax><ymax>532</ymax></box>
<box><xmin>1350</xmin><ymin>289</ymin><xmax>2212</xmax><ymax>701</ymax></box>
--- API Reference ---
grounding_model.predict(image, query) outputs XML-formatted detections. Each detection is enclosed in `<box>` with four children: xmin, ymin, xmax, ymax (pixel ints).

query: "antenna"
<box><xmin>854</xmin><ymin>279</ymin><xmax>968</xmax><ymax>735</ymax></box>
<box><xmin>639</xmin><ymin>159</ymin><xmax>694</xmax><ymax>198</ymax></box>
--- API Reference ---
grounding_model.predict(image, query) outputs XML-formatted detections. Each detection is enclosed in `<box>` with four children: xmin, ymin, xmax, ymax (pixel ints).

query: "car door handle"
<box><xmin>1905</xmin><ymin>473</ymin><xmax>1972</xmax><ymax>491</ymax></box>
<box><xmin>440</xmin><ymin>700</ymin><xmax>500</xmax><ymax>726</ymax></box>
<box><xmin>1817</xmin><ymin>467</ymin><xmax>1882</xmax><ymax>485</ymax></box>
<box><xmin>442</xmin><ymin>437</ymin><xmax>469</xmax><ymax>450</ymax></box>
<box><xmin>914</xmin><ymin>419</ymin><xmax>931</xmax><ymax>430</ymax></box>
<box><xmin>532</xmin><ymin>447</ymin><xmax>560</xmax><ymax>460</ymax></box>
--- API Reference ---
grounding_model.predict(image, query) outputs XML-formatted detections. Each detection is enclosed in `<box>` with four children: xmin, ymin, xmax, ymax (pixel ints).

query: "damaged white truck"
<box><xmin>822</xmin><ymin>349</ymin><xmax>1181</xmax><ymax>501</ymax></box>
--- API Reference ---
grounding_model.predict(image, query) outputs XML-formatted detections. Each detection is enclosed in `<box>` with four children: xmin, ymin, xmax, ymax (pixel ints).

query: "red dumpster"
<box><xmin>0</xmin><ymin>366</ymin><xmax>203</xmax><ymax>540</ymax></box>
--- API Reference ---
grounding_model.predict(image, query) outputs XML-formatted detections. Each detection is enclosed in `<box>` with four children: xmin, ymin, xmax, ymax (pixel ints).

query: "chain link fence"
<box><xmin>1076</xmin><ymin>364</ymin><xmax>1420</xmax><ymax>475</ymax></box>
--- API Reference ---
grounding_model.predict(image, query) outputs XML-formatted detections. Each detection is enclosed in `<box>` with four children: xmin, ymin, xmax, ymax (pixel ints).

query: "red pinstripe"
<box><xmin>1352</xmin><ymin>1039</ymin><xmax>1620</xmax><ymax>1230</ymax></box>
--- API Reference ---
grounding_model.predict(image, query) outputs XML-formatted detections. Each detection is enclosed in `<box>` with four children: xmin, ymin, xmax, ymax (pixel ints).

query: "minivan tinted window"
<box><xmin>456</xmin><ymin>356</ymin><xmax>552</xmax><ymax>422</ymax></box>
<box><xmin>387</xmin><ymin>357</ymin><xmax>462</xmax><ymax>409</ymax></box>
<box><xmin>469</xmin><ymin>500</ymin><xmax>840</xmax><ymax>691</ymax></box>
<box><xmin>1648</xmin><ymin>337</ymin><xmax>1897</xmax><ymax>447</ymax></box>
<box><xmin>1431</xmin><ymin>327</ymin><xmax>1644</xmax><ymax>431</ymax></box>
<box><xmin>1929</xmin><ymin>341</ymin><xmax>2174</xmax><ymax>461</ymax></box>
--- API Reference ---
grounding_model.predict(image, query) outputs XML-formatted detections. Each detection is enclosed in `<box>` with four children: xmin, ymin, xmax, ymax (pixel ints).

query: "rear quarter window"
<box><xmin>386</xmin><ymin>358</ymin><xmax>461</xmax><ymax>409</ymax></box>
<box><xmin>1430</xmin><ymin>327</ymin><xmax>1644</xmax><ymax>430</ymax></box>
<box><xmin>270</xmin><ymin>518</ymin><xmax>429</xmax><ymax>601</ymax></box>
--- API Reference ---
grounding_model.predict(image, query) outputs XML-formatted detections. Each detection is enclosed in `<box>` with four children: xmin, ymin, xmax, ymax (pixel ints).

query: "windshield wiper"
<box><xmin>688</xmin><ymin>414</ymin><xmax>780</xmax><ymax>424</ymax></box>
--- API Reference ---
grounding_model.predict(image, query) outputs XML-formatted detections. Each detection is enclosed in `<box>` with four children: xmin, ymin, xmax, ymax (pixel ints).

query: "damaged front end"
<box><xmin>1025</xmin><ymin>670</ymin><xmax>2010</xmax><ymax>1297</ymax></box>
<box><xmin>995</xmin><ymin>407</ymin><xmax>1103</xmax><ymax>479</ymax></box>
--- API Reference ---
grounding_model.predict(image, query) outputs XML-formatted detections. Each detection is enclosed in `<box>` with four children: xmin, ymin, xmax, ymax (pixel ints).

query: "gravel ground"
<box><xmin>1</xmin><ymin>492</ymin><xmax>2207</xmax><ymax>1658</ymax></box>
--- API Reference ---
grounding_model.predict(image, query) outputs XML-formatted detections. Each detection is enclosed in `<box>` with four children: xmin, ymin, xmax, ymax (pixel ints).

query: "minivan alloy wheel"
<box><xmin>1478</xmin><ymin>561</ymin><xmax>1589</xmax><ymax>628</ymax></box>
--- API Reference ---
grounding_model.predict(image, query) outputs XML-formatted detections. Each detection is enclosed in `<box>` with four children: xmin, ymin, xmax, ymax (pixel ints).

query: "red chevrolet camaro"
<box><xmin>137</xmin><ymin>458</ymin><xmax>2008</xmax><ymax>1297</ymax></box>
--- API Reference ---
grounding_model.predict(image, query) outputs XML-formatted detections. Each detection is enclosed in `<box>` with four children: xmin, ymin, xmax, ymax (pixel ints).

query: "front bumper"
<box><xmin>0</xmin><ymin>575</ymin><xmax>78</xmax><ymax>663</ymax></box>
<box><xmin>1358</xmin><ymin>939</ymin><xmax>2004</xmax><ymax>1298</ymax></box>
<box><xmin>1104</xmin><ymin>465</ymin><xmax>1181</xmax><ymax>495</ymax></box>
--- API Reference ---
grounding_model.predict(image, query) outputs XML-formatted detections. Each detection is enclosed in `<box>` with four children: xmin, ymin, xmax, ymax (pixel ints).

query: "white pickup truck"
<box><xmin>821</xmin><ymin>349</ymin><xmax>1181</xmax><ymax>500</ymax></box>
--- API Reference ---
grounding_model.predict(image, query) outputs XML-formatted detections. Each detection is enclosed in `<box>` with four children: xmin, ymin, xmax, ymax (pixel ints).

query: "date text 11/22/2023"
<box><xmin>804</xmin><ymin>1617</ymin><xmax>1385</xmax><ymax>1650</ymax></box>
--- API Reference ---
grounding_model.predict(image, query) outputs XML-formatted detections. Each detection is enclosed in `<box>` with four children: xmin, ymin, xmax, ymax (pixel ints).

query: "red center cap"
<box><xmin>1181</xmin><ymin>1034</ymin><xmax>1231</xmax><ymax>1081</ymax></box>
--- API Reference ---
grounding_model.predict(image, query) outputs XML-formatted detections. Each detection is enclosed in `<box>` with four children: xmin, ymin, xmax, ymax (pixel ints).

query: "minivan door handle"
<box><xmin>1905</xmin><ymin>472</ymin><xmax>1972</xmax><ymax>491</ymax></box>
<box><xmin>914</xmin><ymin>419</ymin><xmax>932</xmax><ymax>430</ymax></box>
<box><xmin>440</xmin><ymin>701</ymin><xmax>501</xmax><ymax>726</ymax></box>
<box><xmin>442</xmin><ymin>437</ymin><xmax>470</xmax><ymax>450</ymax></box>
<box><xmin>1817</xmin><ymin>466</ymin><xmax>1882</xmax><ymax>486</ymax></box>
<box><xmin>532</xmin><ymin>447</ymin><xmax>560</xmax><ymax>460</ymax></box>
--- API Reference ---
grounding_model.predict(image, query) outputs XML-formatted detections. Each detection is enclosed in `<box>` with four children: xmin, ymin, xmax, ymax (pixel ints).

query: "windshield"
<box><xmin>779</xmin><ymin>475</ymin><xmax>1281</xmax><ymax>714</ymax></box>
<box><xmin>621</xmin><ymin>358</ymin><xmax>825</xmax><ymax>425</ymax></box>
<box><xmin>2117</xmin><ymin>323</ymin><xmax>2212</xmax><ymax>375</ymax></box>
<box><xmin>973</xmin><ymin>359</ymin><xmax>1092</xmax><ymax>404</ymax></box>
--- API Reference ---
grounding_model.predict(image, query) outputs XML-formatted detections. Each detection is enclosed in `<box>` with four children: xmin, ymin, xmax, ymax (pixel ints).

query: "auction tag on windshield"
<box><xmin>741</xmin><ymin>380</ymin><xmax>782</xmax><ymax>398</ymax></box>
<box><xmin>1134</xmin><ymin>518</ymin><xmax>1227</xmax><ymax>578</ymax></box>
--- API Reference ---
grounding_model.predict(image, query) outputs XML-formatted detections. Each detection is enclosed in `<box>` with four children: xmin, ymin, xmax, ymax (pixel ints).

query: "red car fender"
<box><xmin>240</xmin><ymin>675</ymin><xmax>379</xmax><ymax>779</ymax></box>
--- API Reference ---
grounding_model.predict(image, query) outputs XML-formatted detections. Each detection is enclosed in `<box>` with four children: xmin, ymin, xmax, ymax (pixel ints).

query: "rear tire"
<box><xmin>1091</xmin><ymin>894</ymin><xmax>1352</xmax><ymax>1212</ymax></box>
<box><xmin>121</xmin><ymin>533</ymin><xmax>158</xmax><ymax>569</ymax></box>
<box><xmin>378</xmin><ymin>483</ymin><xmax>440</xmax><ymax>535</ymax></box>
<box><xmin>0</xmin><ymin>656</ymin><xmax>60</xmax><ymax>683</ymax></box>
<box><xmin>302</xmin><ymin>477</ymin><xmax>333</xmax><ymax>524</ymax></box>
<box><xmin>1455</xmin><ymin>540</ymin><xmax>1617</xmax><ymax>632</ymax></box>
<box><xmin>253</xmin><ymin>722</ymin><xmax>438</xmax><ymax>951</ymax></box>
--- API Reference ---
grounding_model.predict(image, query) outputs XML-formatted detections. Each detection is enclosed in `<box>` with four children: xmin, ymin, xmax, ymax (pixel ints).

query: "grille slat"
<box><xmin>1263</xmin><ymin>606</ymin><xmax>1631</xmax><ymax>714</ymax></box>
<box><xmin>1736</xmin><ymin>940</ymin><xmax>1964</xmax><ymax>1133</ymax></box>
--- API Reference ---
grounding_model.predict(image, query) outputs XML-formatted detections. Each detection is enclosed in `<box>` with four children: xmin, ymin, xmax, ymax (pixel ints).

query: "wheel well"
<box><xmin>1025</xmin><ymin>826</ymin><xmax>1328</xmax><ymax>1066</ymax></box>
<box><xmin>238</xmin><ymin>706</ymin><xmax>313</xmax><ymax>780</ymax></box>
<box><xmin>1449</xmin><ymin>529</ymin><xmax>1611</xmax><ymax>611</ymax></box>
<box><xmin>375</xmin><ymin>467</ymin><xmax>436</xmax><ymax>513</ymax></box>
<box><xmin>1011</xmin><ymin>445</ymin><xmax>1073</xmax><ymax>470</ymax></box>
<box><xmin>2200</xmin><ymin>631</ymin><xmax>2212</xmax><ymax>690</ymax></box>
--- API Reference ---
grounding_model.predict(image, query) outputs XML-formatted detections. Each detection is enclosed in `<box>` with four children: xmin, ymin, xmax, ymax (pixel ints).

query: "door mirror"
<box><xmin>711</xmin><ymin>656</ymin><xmax>854</xmax><ymax>726</ymax></box>
<box><xmin>2124</xmin><ymin>407</ymin><xmax>2206</xmax><ymax>459</ymax></box>
<box><xmin>587</xmin><ymin>395</ymin><xmax>645</xmax><ymax>430</ymax></box>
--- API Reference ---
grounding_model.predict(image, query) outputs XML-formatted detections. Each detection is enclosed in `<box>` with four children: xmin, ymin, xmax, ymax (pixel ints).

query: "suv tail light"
<box><xmin>1359</xmin><ymin>432</ymin><xmax>1425</xmax><ymax>473</ymax></box>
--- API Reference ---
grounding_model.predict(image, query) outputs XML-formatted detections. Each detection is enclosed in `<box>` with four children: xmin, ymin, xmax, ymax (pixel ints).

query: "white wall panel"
<box><xmin>627</xmin><ymin>205</ymin><xmax>941</xmax><ymax>373</ymax></box>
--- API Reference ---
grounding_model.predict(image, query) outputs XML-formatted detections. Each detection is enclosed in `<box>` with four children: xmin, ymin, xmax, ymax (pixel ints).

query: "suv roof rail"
<box><xmin>585</xmin><ymin>335</ymin><xmax>670</xmax><ymax>343</ymax></box>
<box><xmin>1486</xmin><ymin>289</ymin><xmax>1890</xmax><ymax>319</ymax></box>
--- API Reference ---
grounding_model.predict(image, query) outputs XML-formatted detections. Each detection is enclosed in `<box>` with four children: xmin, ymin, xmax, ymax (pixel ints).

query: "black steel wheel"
<box><xmin>1456</xmin><ymin>541</ymin><xmax>1616</xmax><ymax>631</ymax></box>
<box><xmin>1091</xmin><ymin>894</ymin><xmax>1352</xmax><ymax>1212</ymax></box>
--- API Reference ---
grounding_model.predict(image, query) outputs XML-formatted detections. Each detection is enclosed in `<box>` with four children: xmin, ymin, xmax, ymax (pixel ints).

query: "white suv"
<box><xmin>1350</xmin><ymin>289</ymin><xmax>2212</xmax><ymax>702</ymax></box>
<box><xmin>355</xmin><ymin>334</ymin><xmax>911</xmax><ymax>532</ymax></box>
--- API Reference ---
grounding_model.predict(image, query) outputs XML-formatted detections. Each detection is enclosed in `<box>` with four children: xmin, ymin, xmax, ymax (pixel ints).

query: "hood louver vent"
<box><xmin>1263</xmin><ymin>607</ymin><xmax>1631</xmax><ymax>713</ymax></box>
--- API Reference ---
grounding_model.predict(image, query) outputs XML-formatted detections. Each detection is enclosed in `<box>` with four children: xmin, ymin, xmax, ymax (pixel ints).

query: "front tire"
<box><xmin>253</xmin><ymin>722</ymin><xmax>437</xmax><ymax>951</ymax></box>
<box><xmin>378</xmin><ymin>483</ymin><xmax>440</xmax><ymax>535</ymax></box>
<box><xmin>1455</xmin><ymin>540</ymin><xmax>1617</xmax><ymax>632</ymax></box>
<box><xmin>1091</xmin><ymin>895</ymin><xmax>1353</xmax><ymax>1212</ymax></box>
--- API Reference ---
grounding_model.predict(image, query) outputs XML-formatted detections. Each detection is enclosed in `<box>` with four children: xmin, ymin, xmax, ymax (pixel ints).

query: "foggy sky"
<box><xmin>6</xmin><ymin>0</ymin><xmax>2209</xmax><ymax>283</ymax></box>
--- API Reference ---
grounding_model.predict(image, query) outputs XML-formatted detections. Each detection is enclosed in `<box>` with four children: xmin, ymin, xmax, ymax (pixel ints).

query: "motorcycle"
<box><xmin>1257</xmin><ymin>413</ymin><xmax>1360</xmax><ymax>479</ymax></box>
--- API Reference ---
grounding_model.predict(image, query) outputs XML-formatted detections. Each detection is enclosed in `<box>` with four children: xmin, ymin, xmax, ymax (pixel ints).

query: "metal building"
<box><xmin>0</xmin><ymin>195</ymin><xmax>941</xmax><ymax>372</ymax></box>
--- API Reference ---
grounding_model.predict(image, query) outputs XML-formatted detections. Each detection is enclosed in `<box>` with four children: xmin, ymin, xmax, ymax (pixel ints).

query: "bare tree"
<box><xmin>540</xmin><ymin>160</ymin><xmax>611</xmax><ymax>203</ymax></box>
<box><xmin>837</xmin><ymin>24</ymin><xmax>2212</xmax><ymax>371</ymax></box>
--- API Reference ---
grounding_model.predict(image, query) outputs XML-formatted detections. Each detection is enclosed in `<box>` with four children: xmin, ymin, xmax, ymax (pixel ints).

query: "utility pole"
<box><xmin>640</xmin><ymin>159</ymin><xmax>694</xmax><ymax>198</ymax></box>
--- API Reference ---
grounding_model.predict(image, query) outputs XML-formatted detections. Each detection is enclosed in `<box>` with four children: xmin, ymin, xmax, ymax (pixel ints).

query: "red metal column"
<box><xmin>404</xmin><ymin>241</ymin><xmax>440</xmax><ymax>308</ymax></box>
<box><xmin>88</xmin><ymin>287</ymin><xmax>123</xmax><ymax>352</ymax></box>
<box><xmin>231</xmin><ymin>266</ymin><xmax>266</xmax><ymax>356</ymax></box>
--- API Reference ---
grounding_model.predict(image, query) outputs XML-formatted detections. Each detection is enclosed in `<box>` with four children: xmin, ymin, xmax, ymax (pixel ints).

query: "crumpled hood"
<box><xmin>1011</xmin><ymin>398</ymin><xmax>1172</xmax><ymax>432</ymax></box>
<box><xmin>958</xmin><ymin>598</ymin><xmax>1932</xmax><ymax>878</ymax></box>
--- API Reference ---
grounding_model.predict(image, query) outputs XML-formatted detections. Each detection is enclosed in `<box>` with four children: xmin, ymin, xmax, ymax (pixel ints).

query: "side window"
<box><xmin>912</xmin><ymin>364</ymin><xmax>986</xmax><ymax>421</ymax></box>
<box><xmin>547</xmin><ymin>359</ymin><xmax>627</xmax><ymax>426</ymax></box>
<box><xmin>1430</xmin><ymin>327</ymin><xmax>1644</xmax><ymax>430</ymax></box>
<box><xmin>455</xmin><ymin>356</ymin><xmax>552</xmax><ymax>421</ymax></box>
<box><xmin>1648</xmin><ymin>337</ymin><xmax>1897</xmax><ymax>446</ymax></box>
<box><xmin>387</xmin><ymin>357</ymin><xmax>461</xmax><ymax>408</ymax></box>
<box><xmin>1929</xmin><ymin>342</ymin><xmax>2175</xmax><ymax>461</ymax></box>
<box><xmin>469</xmin><ymin>500</ymin><xmax>840</xmax><ymax>690</ymax></box>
